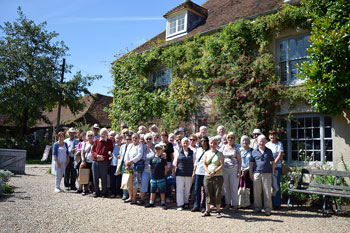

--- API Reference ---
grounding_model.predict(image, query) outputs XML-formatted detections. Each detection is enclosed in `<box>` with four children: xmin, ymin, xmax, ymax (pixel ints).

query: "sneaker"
<box><xmin>202</xmin><ymin>211</ymin><xmax>211</xmax><ymax>217</ymax></box>
<box><xmin>82</xmin><ymin>192</ymin><xmax>87</xmax><ymax>196</ymax></box>
<box><xmin>161</xmin><ymin>204</ymin><xmax>167</xmax><ymax>210</ymax></box>
<box><xmin>216</xmin><ymin>211</ymin><xmax>222</xmax><ymax>218</ymax></box>
<box><xmin>93</xmin><ymin>193</ymin><xmax>100</xmax><ymax>198</ymax></box>
<box><xmin>64</xmin><ymin>187</ymin><xmax>69</xmax><ymax>191</ymax></box>
<box><xmin>77</xmin><ymin>189</ymin><xmax>83</xmax><ymax>194</ymax></box>
<box><xmin>177</xmin><ymin>207</ymin><xmax>183</xmax><ymax>211</ymax></box>
<box><xmin>137</xmin><ymin>200</ymin><xmax>145</xmax><ymax>205</ymax></box>
<box><xmin>54</xmin><ymin>188</ymin><xmax>62</xmax><ymax>193</ymax></box>
<box><xmin>210</xmin><ymin>204</ymin><xmax>215</xmax><ymax>209</ymax></box>
<box><xmin>122</xmin><ymin>196</ymin><xmax>128</xmax><ymax>200</ymax></box>
<box><xmin>145</xmin><ymin>203</ymin><xmax>155</xmax><ymax>208</ymax></box>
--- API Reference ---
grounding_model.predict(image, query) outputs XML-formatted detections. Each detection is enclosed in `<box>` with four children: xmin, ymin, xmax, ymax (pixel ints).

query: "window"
<box><xmin>277</xmin><ymin>33</ymin><xmax>311</xmax><ymax>85</ymax></box>
<box><xmin>152</xmin><ymin>68</ymin><xmax>172</xmax><ymax>89</ymax></box>
<box><xmin>166</xmin><ymin>12</ymin><xmax>187</xmax><ymax>40</ymax></box>
<box><xmin>279</xmin><ymin>114</ymin><xmax>333</xmax><ymax>165</ymax></box>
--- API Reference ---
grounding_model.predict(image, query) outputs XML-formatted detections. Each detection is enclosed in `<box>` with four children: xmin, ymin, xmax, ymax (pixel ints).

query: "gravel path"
<box><xmin>1</xmin><ymin>165</ymin><xmax>349</xmax><ymax>233</ymax></box>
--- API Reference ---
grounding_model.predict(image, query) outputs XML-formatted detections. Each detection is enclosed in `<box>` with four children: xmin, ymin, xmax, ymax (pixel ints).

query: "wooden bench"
<box><xmin>288</xmin><ymin>168</ymin><xmax>350</xmax><ymax>216</ymax></box>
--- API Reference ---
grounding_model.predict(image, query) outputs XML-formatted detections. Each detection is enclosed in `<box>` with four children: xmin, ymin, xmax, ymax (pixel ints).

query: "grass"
<box><xmin>26</xmin><ymin>158</ymin><xmax>51</xmax><ymax>165</ymax></box>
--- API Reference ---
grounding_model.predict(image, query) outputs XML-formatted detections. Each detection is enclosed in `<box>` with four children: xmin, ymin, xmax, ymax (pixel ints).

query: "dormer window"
<box><xmin>164</xmin><ymin>0</ymin><xmax>208</xmax><ymax>41</ymax></box>
<box><xmin>167</xmin><ymin>12</ymin><xmax>187</xmax><ymax>37</ymax></box>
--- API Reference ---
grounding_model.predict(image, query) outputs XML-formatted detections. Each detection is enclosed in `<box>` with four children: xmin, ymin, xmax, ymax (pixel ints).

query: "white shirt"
<box><xmin>124</xmin><ymin>143</ymin><xmax>143</xmax><ymax>164</ymax></box>
<box><xmin>82</xmin><ymin>141</ymin><xmax>93</xmax><ymax>163</ymax></box>
<box><xmin>266</xmin><ymin>141</ymin><xmax>284</xmax><ymax>168</ymax></box>
<box><xmin>195</xmin><ymin>147</ymin><xmax>207</xmax><ymax>175</ymax></box>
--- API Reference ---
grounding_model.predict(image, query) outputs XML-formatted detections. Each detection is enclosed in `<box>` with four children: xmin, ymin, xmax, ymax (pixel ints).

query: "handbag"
<box><xmin>238</xmin><ymin>177</ymin><xmax>250</xmax><ymax>208</ymax></box>
<box><xmin>121</xmin><ymin>172</ymin><xmax>133</xmax><ymax>190</ymax></box>
<box><xmin>134</xmin><ymin>159</ymin><xmax>145</xmax><ymax>172</ymax></box>
<box><xmin>271</xmin><ymin>171</ymin><xmax>279</xmax><ymax>196</ymax></box>
<box><xmin>78</xmin><ymin>168</ymin><xmax>90</xmax><ymax>184</ymax></box>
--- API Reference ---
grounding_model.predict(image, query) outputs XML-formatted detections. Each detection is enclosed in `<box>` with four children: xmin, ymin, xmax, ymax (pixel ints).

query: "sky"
<box><xmin>0</xmin><ymin>0</ymin><xmax>206</xmax><ymax>96</ymax></box>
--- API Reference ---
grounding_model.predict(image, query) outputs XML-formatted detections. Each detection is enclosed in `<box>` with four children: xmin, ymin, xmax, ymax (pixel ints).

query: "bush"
<box><xmin>0</xmin><ymin>169</ymin><xmax>14</xmax><ymax>196</ymax></box>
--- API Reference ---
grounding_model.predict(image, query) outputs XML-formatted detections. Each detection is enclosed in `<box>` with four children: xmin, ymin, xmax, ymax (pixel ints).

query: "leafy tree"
<box><xmin>0</xmin><ymin>7</ymin><xmax>101</xmax><ymax>137</ymax></box>
<box><xmin>300</xmin><ymin>0</ymin><xmax>350</xmax><ymax>114</ymax></box>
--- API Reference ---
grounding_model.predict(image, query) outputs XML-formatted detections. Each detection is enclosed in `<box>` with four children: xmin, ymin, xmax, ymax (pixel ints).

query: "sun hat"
<box><xmin>154</xmin><ymin>144</ymin><xmax>163</xmax><ymax>149</ymax></box>
<box><xmin>93</xmin><ymin>123</ymin><xmax>100</xmax><ymax>129</ymax></box>
<box><xmin>252</xmin><ymin>128</ymin><xmax>262</xmax><ymax>135</ymax></box>
<box><xmin>68</xmin><ymin>127</ymin><xmax>76</xmax><ymax>133</ymax></box>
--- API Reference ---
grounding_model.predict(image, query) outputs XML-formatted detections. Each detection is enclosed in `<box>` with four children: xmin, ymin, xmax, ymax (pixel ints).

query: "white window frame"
<box><xmin>276</xmin><ymin>33</ymin><xmax>311</xmax><ymax>85</ymax></box>
<box><xmin>280</xmin><ymin>114</ymin><xmax>333</xmax><ymax>167</ymax></box>
<box><xmin>166</xmin><ymin>11</ymin><xmax>187</xmax><ymax>41</ymax></box>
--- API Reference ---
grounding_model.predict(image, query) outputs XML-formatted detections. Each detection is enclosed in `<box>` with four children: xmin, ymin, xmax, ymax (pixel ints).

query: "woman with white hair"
<box><xmin>172</xmin><ymin>137</ymin><xmax>196</xmax><ymax>210</ymax></box>
<box><xmin>80</xmin><ymin>130</ymin><xmax>95</xmax><ymax>195</ymax></box>
<box><xmin>139</xmin><ymin>133</ymin><xmax>155</xmax><ymax>205</ymax></box>
<box><xmin>221</xmin><ymin>132</ymin><xmax>242</xmax><ymax>211</ymax></box>
<box><xmin>239</xmin><ymin>135</ymin><xmax>254</xmax><ymax>205</ymax></box>
<box><xmin>124</xmin><ymin>133</ymin><xmax>143</xmax><ymax>204</ymax></box>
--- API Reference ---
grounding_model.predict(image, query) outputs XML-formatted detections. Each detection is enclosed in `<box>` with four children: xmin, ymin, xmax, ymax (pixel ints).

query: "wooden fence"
<box><xmin>0</xmin><ymin>149</ymin><xmax>26</xmax><ymax>174</ymax></box>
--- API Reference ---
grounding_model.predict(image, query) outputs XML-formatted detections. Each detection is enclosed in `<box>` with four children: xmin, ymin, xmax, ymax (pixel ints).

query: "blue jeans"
<box><xmin>272</xmin><ymin>167</ymin><xmax>282</xmax><ymax>208</ymax></box>
<box><xmin>141</xmin><ymin>168</ymin><xmax>151</xmax><ymax>193</ymax></box>
<box><xmin>193</xmin><ymin>174</ymin><xmax>206</xmax><ymax>209</ymax></box>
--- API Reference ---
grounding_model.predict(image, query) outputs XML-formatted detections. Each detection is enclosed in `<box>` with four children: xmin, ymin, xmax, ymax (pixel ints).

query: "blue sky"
<box><xmin>0</xmin><ymin>0</ymin><xmax>206</xmax><ymax>96</ymax></box>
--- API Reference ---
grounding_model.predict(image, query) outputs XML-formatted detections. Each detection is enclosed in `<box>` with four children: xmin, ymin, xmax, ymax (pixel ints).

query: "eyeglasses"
<box><xmin>228</xmin><ymin>137</ymin><xmax>234</xmax><ymax>140</ymax></box>
<box><xmin>190</xmin><ymin>139</ymin><xmax>196</xmax><ymax>141</ymax></box>
<box><xmin>126</xmin><ymin>138</ymin><xmax>132</xmax><ymax>141</ymax></box>
<box><xmin>176</xmin><ymin>139</ymin><xmax>181</xmax><ymax>141</ymax></box>
<box><xmin>146</xmin><ymin>138</ymin><xmax>152</xmax><ymax>141</ymax></box>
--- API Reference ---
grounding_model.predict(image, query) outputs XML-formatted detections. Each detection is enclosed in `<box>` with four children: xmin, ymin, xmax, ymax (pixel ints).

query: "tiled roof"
<box><xmin>131</xmin><ymin>0</ymin><xmax>300</xmax><ymax>54</ymax></box>
<box><xmin>0</xmin><ymin>94</ymin><xmax>113</xmax><ymax>128</ymax></box>
<box><xmin>163</xmin><ymin>0</ymin><xmax>208</xmax><ymax>18</ymax></box>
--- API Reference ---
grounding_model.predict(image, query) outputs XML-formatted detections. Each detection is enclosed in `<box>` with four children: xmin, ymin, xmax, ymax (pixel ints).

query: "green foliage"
<box><xmin>110</xmin><ymin>4</ymin><xmax>309</xmax><ymax>132</ymax></box>
<box><xmin>299</xmin><ymin>0</ymin><xmax>350</xmax><ymax>115</ymax></box>
<box><xmin>0</xmin><ymin>7</ymin><xmax>101</xmax><ymax>137</ymax></box>
<box><xmin>0</xmin><ymin>137</ymin><xmax>46</xmax><ymax>159</ymax></box>
<box><xmin>0</xmin><ymin>170</ymin><xmax>14</xmax><ymax>196</ymax></box>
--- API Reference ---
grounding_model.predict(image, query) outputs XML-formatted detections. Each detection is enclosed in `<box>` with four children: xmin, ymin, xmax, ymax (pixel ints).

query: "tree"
<box><xmin>299</xmin><ymin>0</ymin><xmax>350</xmax><ymax>115</ymax></box>
<box><xmin>0</xmin><ymin>7</ymin><xmax>101</xmax><ymax>137</ymax></box>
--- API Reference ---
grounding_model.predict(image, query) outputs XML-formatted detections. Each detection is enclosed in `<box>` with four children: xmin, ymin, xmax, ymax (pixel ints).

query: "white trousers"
<box><xmin>222</xmin><ymin>167</ymin><xmax>239</xmax><ymax>206</ymax></box>
<box><xmin>176</xmin><ymin>176</ymin><xmax>193</xmax><ymax>206</ymax></box>
<box><xmin>55</xmin><ymin>165</ymin><xmax>66</xmax><ymax>189</ymax></box>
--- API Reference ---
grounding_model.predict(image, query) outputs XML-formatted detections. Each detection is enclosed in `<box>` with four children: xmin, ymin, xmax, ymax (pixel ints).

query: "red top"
<box><xmin>91</xmin><ymin>138</ymin><xmax>114</xmax><ymax>161</ymax></box>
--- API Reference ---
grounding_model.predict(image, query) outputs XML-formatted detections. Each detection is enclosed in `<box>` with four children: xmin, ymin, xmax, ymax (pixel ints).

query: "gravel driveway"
<box><xmin>0</xmin><ymin>165</ymin><xmax>349</xmax><ymax>233</ymax></box>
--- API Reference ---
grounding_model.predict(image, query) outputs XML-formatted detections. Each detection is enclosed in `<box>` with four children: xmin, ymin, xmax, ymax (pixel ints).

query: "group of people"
<box><xmin>52</xmin><ymin>123</ymin><xmax>283</xmax><ymax>218</ymax></box>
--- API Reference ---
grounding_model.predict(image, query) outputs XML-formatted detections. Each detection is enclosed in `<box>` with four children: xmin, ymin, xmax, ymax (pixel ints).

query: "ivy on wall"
<box><xmin>109</xmin><ymin>4</ymin><xmax>310</xmax><ymax>134</ymax></box>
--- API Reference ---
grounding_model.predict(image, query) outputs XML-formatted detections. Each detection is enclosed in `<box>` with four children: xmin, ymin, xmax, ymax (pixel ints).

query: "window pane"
<box><xmin>178</xmin><ymin>17</ymin><xmax>185</xmax><ymax>31</ymax></box>
<box><xmin>290</xmin><ymin>60</ymin><xmax>301</xmax><ymax>81</ymax></box>
<box><xmin>313</xmin><ymin>117</ymin><xmax>320</xmax><ymax>127</ymax></box>
<box><xmin>280</xmin><ymin>61</ymin><xmax>287</xmax><ymax>82</ymax></box>
<box><xmin>292</xmin><ymin>141</ymin><xmax>298</xmax><ymax>151</ymax></box>
<box><xmin>291</xmin><ymin>119</ymin><xmax>297</xmax><ymax>128</ymax></box>
<box><xmin>314</xmin><ymin>151</ymin><xmax>321</xmax><ymax>161</ymax></box>
<box><xmin>305</xmin><ymin>117</ymin><xmax>312</xmax><ymax>127</ymax></box>
<box><xmin>291</xmin><ymin>129</ymin><xmax>297</xmax><ymax>138</ymax></box>
<box><xmin>326</xmin><ymin>151</ymin><xmax>333</xmax><ymax>161</ymax></box>
<box><xmin>289</xmin><ymin>38</ymin><xmax>296</xmax><ymax>59</ymax></box>
<box><xmin>299</xmin><ymin>140</ymin><xmax>305</xmax><ymax>150</ymax></box>
<box><xmin>325</xmin><ymin>128</ymin><xmax>332</xmax><ymax>138</ymax></box>
<box><xmin>305</xmin><ymin>129</ymin><xmax>312</xmax><ymax>138</ymax></box>
<box><xmin>314</xmin><ymin>140</ymin><xmax>320</xmax><ymax>150</ymax></box>
<box><xmin>296</xmin><ymin>38</ymin><xmax>304</xmax><ymax>58</ymax></box>
<box><xmin>292</xmin><ymin>151</ymin><xmax>298</xmax><ymax>161</ymax></box>
<box><xmin>279</xmin><ymin>41</ymin><xmax>287</xmax><ymax>61</ymax></box>
<box><xmin>324</xmin><ymin>117</ymin><xmax>332</xmax><ymax>127</ymax></box>
<box><xmin>325</xmin><ymin>140</ymin><xmax>332</xmax><ymax>150</ymax></box>
<box><xmin>298</xmin><ymin>118</ymin><xmax>304</xmax><ymax>127</ymax></box>
<box><xmin>306</xmin><ymin>151</ymin><xmax>313</xmax><ymax>161</ymax></box>
<box><xmin>298</xmin><ymin>129</ymin><xmax>304</xmax><ymax>138</ymax></box>
<box><xmin>306</xmin><ymin>141</ymin><xmax>313</xmax><ymax>150</ymax></box>
<box><xmin>313</xmin><ymin>128</ymin><xmax>320</xmax><ymax>138</ymax></box>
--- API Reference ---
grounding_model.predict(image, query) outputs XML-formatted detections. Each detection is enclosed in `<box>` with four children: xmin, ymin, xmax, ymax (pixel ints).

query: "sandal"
<box><xmin>201</xmin><ymin>211</ymin><xmax>211</xmax><ymax>217</ymax></box>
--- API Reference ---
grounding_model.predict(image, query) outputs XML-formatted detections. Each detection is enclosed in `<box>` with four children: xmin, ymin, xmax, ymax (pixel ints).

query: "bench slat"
<box><xmin>307</xmin><ymin>169</ymin><xmax>350</xmax><ymax>177</ymax></box>
<box><xmin>309</xmin><ymin>183</ymin><xmax>350</xmax><ymax>191</ymax></box>
<box><xmin>289</xmin><ymin>188</ymin><xmax>350</xmax><ymax>198</ymax></box>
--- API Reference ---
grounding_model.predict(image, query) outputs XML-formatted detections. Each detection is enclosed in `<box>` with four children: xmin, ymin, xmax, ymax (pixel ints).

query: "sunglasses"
<box><xmin>146</xmin><ymin>138</ymin><xmax>152</xmax><ymax>140</ymax></box>
<box><xmin>190</xmin><ymin>139</ymin><xmax>196</xmax><ymax>141</ymax></box>
<box><xmin>126</xmin><ymin>138</ymin><xmax>132</xmax><ymax>141</ymax></box>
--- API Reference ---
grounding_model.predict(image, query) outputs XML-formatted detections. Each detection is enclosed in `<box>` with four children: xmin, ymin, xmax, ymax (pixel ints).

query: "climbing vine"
<box><xmin>109</xmin><ymin>4</ymin><xmax>310</xmax><ymax>134</ymax></box>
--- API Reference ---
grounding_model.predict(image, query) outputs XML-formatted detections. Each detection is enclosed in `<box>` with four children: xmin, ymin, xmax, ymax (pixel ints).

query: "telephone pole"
<box><xmin>56</xmin><ymin>58</ymin><xmax>65</xmax><ymax>131</ymax></box>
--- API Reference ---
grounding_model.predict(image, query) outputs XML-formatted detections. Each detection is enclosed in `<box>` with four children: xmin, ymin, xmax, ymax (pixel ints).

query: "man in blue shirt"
<box><xmin>249</xmin><ymin>134</ymin><xmax>275</xmax><ymax>216</ymax></box>
<box><xmin>64</xmin><ymin>128</ymin><xmax>80</xmax><ymax>191</ymax></box>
